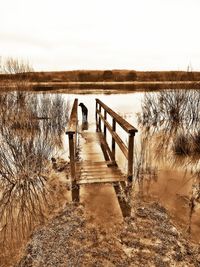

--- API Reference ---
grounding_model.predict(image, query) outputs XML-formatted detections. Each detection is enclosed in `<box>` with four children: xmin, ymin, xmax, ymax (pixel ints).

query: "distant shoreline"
<box><xmin>1</xmin><ymin>69</ymin><xmax>200</xmax><ymax>92</ymax></box>
<box><xmin>1</xmin><ymin>80</ymin><xmax>200</xmax><ymax>92</ymax></box>
<box><xmin>1</xmin><ymin>79</ymin><xmax>200</xmax><ymax>94</ymax></box>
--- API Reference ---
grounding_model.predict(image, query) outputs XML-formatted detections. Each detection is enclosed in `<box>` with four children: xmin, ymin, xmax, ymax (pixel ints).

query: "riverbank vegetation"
<box><xmin>1</xmin><ymin>57</ymin><xmax>200</xmax><ymax>92</ymax></box>
<box><xmin>0</xmin><ymin>90</ymin><xmax>70</xmax><ymax>267</ymax></box>
<box><xmin>2</xmin><ymin>69</ymin><xmax>200</xmax><ymax>83</ymax></box>
<box><xmin>0</xmin><ymin>57</ymin><xmax>200</xmax><ymax>266</ymax></box>
<box><xmin>136</xmin><ymin>89</ymin><xmax>200</xmax><ymax>236</ymax></box>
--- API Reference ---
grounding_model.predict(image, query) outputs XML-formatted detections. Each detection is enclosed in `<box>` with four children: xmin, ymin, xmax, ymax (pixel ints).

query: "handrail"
<box><xmin>96</xmin><ymin>99</ymin><xmax>138</xmax><ymax>134</ymax></box>
<box><xmin>66</xmin><ymin>98</ymin><xmax>79</xmax><ymax>202</ymax></box>
<box><xmin>97</xmin><ymin>111</ymin><xmax>128</xmax><ymax>158</ymax></box>
<box><xmin>96</xmin><ymin>99</ymin><xmax>138</xmax><ymax>183</ymax></box>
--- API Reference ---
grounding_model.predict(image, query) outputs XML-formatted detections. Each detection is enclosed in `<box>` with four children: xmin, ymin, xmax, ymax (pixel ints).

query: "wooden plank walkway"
<box><xmin>76</xmin><ymin>131</ymin><xmax>127</xmax><ymax>185</ymax></box>
<box><xmin>66</xmin><ymin>99</ymin><xmax>138</xmax><ymax>207</ymax></box>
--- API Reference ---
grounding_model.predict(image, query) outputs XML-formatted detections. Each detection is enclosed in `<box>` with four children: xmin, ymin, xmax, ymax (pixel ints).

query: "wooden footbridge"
<box><xmin>66</xmin><ymin>99</ymin><xmax>138</xmax><ymax>216</ymax></box>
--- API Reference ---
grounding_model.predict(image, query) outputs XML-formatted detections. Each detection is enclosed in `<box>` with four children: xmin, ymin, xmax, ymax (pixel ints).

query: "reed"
<box><xmin>173</xmin><ymin>133</ymin><xmax>191</xmax><ymax>155</ymax></box>
<box><xmin>0</xmin><ymin>91</ymin><xmax>70</xmax><ymax>264</ymax></box>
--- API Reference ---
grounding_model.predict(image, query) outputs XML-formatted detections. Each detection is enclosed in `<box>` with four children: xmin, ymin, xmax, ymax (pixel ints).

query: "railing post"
<box><xmin>98</xmin><ymin>105</ymin><xmax>102</xmax><ymax>132</ymax></box>
<box><xmin>74</xmin><ymin>117</ymin><xmax>78</xmax><ymax>158</ymax></box>
<box><xmin>66</xmin><ymin>98</ymin><xmax>79</xmax><ymax>202</ymax></box>
<box><xmin>112</xmin><ymin>118</ymin><xmax>116</xmax><ymax>160</ymax></box>
<box><xmin>104</xmin><ymin>110</ymin><xmax>107</xmax><ymax>138</ymax></box>
<box><xmin>127</xmin><ymin>133</ymin><xmax>134</xmax><ymax>183</ymax></box>
<box><xmin>96</xmin><ymin>101</ymin><xmax>98</xmax><ymax>131</ymax></box>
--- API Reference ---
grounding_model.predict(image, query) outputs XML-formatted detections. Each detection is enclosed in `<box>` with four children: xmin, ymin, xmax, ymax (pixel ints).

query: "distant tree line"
<box><xmin>1</xmin><ymin>62</ymin><xmax>200</xmax><ymax>83</ymax></box>
<box><xmin>77</xmin><ymin>70</ymin><xmax>137</xmax><ymax>82</ymax></box>
<box><xmin>23</xmin><ymin>70</ymin><xmax>200</xmax><ymax>83</ymax></box>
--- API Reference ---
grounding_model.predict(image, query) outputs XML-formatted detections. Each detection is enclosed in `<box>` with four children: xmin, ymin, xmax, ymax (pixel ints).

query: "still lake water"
<box><xmin>63</xmin><ymin>91</ymin><xmax>200</xmax><ymax>241</ymax></box>
<box><xmin>2</xmin><ymin>90</ymin><xmax>196</xmax><ymax>240</ymax></box>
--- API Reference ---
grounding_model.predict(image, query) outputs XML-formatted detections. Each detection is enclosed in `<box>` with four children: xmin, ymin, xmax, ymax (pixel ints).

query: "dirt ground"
<box><xmin>1</xmin><ymin>159</ymin><xmax>199</xmax><ymax>267</ymax></box>
<box><xmin>16</xmin><ymin>198</ymin><xmax>200</xmax><ymax>267</ymax></box>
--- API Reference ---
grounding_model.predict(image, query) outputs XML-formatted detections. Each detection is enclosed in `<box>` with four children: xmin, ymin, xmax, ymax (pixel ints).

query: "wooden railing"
<box><xmin>66</xmin><ymin>98</ymin><xmax>79</xmax><ymax>201</ymax></box>
<box><xmin>96</xmin><ymin>99</ymin><xmax>138</xmax><ymax>183</ymax></box>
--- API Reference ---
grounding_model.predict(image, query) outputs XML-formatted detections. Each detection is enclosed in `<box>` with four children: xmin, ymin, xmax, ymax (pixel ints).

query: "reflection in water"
<box><xmin>0</xmin><ymin>89</ymin><xmax>199</xmax><ymax>247</ymax></box>
<box><xmin>137</xmin><ymin>89</ymin><xmax>200</xmax><ymax>237</ymax></box>
<box><xmin>82</xmin><ymin>121</ymin><xmax>89</xmax><ymax>131</ymax></box>
<box><xmin>138</xmin><ymin>89</ymin><xmax>200</xmax><ymax>158</ymax></box>
<box><xmin>133</xmin><ymin>136</ymin><xmax>158</xmax><ymax>197</ymax></box>
<box><xmin>0</xmin><ymin>91</ymin><xmax>69</xmax><ymax>246</ymax></box>
<box><xmin>65</xmin><ymin>91</ymin><xmax>200</xmax><ymax>240</ymax></box>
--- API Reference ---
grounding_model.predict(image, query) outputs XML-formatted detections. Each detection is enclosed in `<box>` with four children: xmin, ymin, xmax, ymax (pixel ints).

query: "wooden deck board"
<box><xmin>77</xmin><ymin>131</ymin><xmax>127</xmax><ymax>185</ymax></box>
<box><xmin>77</xmin><ymin>177</ymin><xmax>126</xmax><ymax>185</ymax></box>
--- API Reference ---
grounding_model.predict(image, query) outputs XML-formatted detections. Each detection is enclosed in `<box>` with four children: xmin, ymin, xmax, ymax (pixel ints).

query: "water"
<box><xmin>64</xmin><ymin>90</ymin><xmax>200</xmax><ymax>241</ymax></box>
<box><xmin>0</xmin><ymin>90</ymin><xmax>199</xmax><ymax>242</ymax></box>
<box><xmin>0</xmin><ymin>91</ymin><xmax>70</xmax><ymax>243</ymax></box>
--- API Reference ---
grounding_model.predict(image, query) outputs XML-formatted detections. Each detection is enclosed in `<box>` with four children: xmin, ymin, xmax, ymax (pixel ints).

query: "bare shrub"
<box><xmin>192</xmin><ymin>131</ymin><xmax>200</xmax><ymax>155</ymax></box>
<box><xmin>133</xmin><ymin>137</ymin><xmax>158</xmax><ymax>197</ymax></box>
<box><xmin>139</xmin><ymin>90</ymin><xmax>200</xmax><ymax>132</ymax></box>
<box><xmin>138</xmin><ymin>89</ymin><xmax>200</xmax><ymax>158</ymax></box>
<box><xmin>0</xmin><ymin>57</ymin><xmax>33</xmax><ymax>74</ymax></box>
<box><xmin>0</xmin><ymin>91</ymin><xmax>70</xmax><ymax>262</ymax></box>
<box><xmin>0</xmin><ymin>57</ymin><xmax>33</xmax><ymax>91</ymax></box>
<box><xmin>137</xmin><ymin>89</ymin><xmax>200</xmax><ymax>234</ymax></box>
<box><xmin>173</xmin><ymin>133</ymin><xmax>191</xmax><ymax>155</ymax></box>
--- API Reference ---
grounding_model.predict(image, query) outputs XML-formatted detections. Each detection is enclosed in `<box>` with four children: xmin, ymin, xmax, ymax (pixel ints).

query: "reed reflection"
<box><xmin>0</xmin><ymin>91</ymin><xmax>69</xmax><ymax>249</ymax></box>
<box><xmin>137</xmin><ymin>89</ymin><xmax>200</xmax><ymax>234</ymax></box>
<box><xmin>138</xmin><ymin>89</ymin><xmax>200</xmax><ymax>161</ymax></box>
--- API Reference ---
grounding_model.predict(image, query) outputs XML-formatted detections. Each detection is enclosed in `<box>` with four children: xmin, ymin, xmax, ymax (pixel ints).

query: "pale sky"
<box><xmin>0</xmin><ymin>0</ymin><xmax>200</xmax><ymax>71</ymax></box>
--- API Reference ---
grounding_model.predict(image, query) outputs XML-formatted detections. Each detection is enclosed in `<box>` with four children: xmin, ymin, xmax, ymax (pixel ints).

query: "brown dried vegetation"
<box><xmin>137</xmin><ymin>89</ymin><xmax>200</xmax><ymax>235</ymax></box>
<box><xmin>0</xmin><ymin>90</ymin><xmax>69</xmax><ymax>266</ymax></box>
<box><xmin>17</xmin><ymin>201</ymin><xmax>200</xmax><ymax>267</ymax></box>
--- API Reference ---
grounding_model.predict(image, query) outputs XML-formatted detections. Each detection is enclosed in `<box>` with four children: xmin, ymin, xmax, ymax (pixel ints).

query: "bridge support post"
<box><xmin>68</xmin><ymin>133</ymin><xmax>79</xmax><ymax>202</ymax></box>
<box><xmin>66</xmin><ymin>98</ymin><xmax>79</xmax><ymax>202</ymax></box>
<box><xmin>126</xmin><ymin>133</ymin><xmax>135</xmax><ymax>212</ymax></box>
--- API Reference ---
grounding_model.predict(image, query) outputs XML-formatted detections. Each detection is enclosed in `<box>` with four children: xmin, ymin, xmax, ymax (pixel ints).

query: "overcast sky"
<box><xmin>0</xmin><ymin>0</ymin><xmax>200</xmax><ymax>71</ymax></box>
